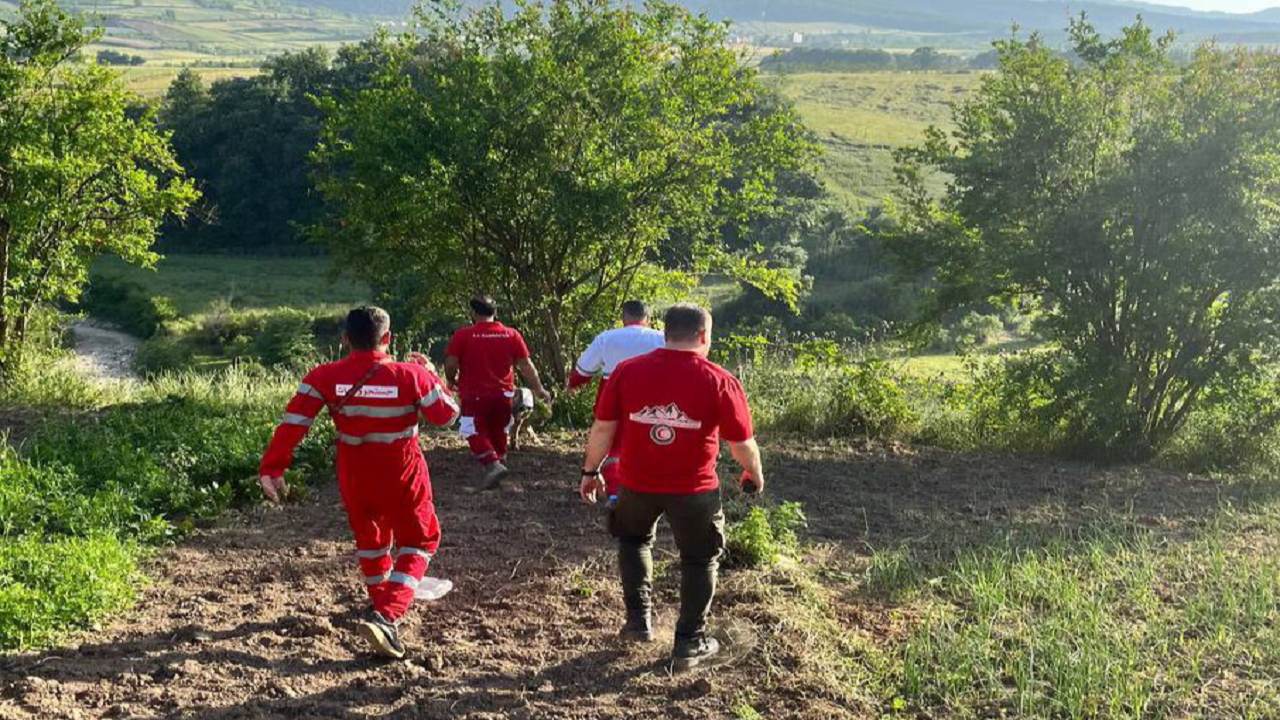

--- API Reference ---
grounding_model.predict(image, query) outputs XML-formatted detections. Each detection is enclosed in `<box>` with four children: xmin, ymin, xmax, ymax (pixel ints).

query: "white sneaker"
<box><xmin>483</xmin><ymin>461</ymin><xmax>510</xmax><ymax>489</ymax></box>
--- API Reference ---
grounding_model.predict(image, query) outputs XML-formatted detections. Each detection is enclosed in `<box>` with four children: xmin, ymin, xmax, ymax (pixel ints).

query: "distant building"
<box><xmin>792</xmin><ymin>32</ymin><xmax>804</xmax><ymax>45</ymax></box>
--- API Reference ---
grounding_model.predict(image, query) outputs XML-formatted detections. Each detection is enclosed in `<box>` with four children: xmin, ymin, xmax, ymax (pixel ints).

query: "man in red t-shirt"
<box><xmin>445</xmin><ymin>295</ymin><xmax>552</xmax><ymax>488</ymax></box>
<box><xmin>580</xmin><ymin>303</ymin><xmax>764</xmax><ymax>670</ymax></box>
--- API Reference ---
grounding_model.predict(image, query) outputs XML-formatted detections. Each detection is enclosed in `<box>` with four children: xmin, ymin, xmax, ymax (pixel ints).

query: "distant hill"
<box><xmin>265</xmin><ymin>0</ymin><xmax>1280</xmax><ymax>43</ymax></box>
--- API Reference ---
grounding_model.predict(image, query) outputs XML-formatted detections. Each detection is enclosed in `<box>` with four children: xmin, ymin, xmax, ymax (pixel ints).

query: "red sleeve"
<box><xmin>717</xmin><ymin>375</ymin><xmax>754</xmax><ymax>443</ymax></box>
<box><xmin>595</xmin><ymin>371</ymin><xmax>623</xmax><ymax>422</ymax></box>
<box><xmin>567</xmin><ymin>369</ymin><xmax>595</xmax><ymax>391</ymax></box>
<box><xmin>260</xmin><ymin>367</ymin><xmax>327</xmax><ymax>478</ymax></box>
<box><xmin>511</xmin><ymin>330</ymin><xmax>531</xmax><ymax>360</ymax></box>
<box><xmin>414</xmin><ymin>366</ymin><xmax>460</xmax><ymax>426</ymax></box>
<box><xmin>445</xmin><ymin>329</ymin><xmax>466</xmax><ymax>358</ymax></box>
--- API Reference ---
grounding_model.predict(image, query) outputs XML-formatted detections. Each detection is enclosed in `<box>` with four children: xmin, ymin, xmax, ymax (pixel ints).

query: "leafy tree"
<box><xmin>886</xmin><ymin>18</ymin><xmax>1280</xmax><ymax>457</ymax></box>
<box><xmin>0</xmin><ymin>0</ymin><xmax>196</xmax><ymax>376</ymax></box>
<box><xmin>314</xmin><ymin>0</ymin><xmax>816</xmax><ymax>379</ymax></box>
<box><xmin>158</xmin><ymin>41</ymin><xmax>389</xmax><ymax>254</ymax></box>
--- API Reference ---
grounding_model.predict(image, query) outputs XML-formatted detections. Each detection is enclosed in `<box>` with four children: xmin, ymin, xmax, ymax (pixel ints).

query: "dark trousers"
<box><xmin>607</xmin><ymin>487</ymin><xmax>726</xmax><ymax>642</ymax></box>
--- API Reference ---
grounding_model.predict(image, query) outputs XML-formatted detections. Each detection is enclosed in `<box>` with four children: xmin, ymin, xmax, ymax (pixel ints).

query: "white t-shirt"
<box><xmin>575</xmin><ymin>324</ymin><xmax>665</xmax><ymax>378</ymax></box>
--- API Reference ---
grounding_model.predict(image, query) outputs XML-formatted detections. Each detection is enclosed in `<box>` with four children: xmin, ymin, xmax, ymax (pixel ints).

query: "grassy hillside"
<box><xmin>61</xmin><ymin>0</ymin><xmax>378</xmax><ymax>66</ymax></box>
<box><xmin>768</xmin><ymin>70</ymin><xmax>981</xmax><ymax>214</ymax></box>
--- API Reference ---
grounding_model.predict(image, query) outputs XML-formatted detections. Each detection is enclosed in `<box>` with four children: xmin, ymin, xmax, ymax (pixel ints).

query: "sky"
<box><xmin>1140</xmin><ymin>0</ymin><xmax>1278</xmax><ymax>11</ymax></box>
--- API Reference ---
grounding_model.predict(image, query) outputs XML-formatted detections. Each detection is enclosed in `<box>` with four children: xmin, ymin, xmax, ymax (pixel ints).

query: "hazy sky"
<box><xmin>1140</xmin><ymin>0</ymin><xmax>1278</xmax><ymax>12</ymax></box>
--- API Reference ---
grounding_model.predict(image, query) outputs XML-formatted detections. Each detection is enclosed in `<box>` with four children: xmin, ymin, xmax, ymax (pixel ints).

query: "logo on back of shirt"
<box><xmin>335</xmin><ymin>384</ymin><xmax>399</xmax><ymax>399</ymax></box>
<box><xmin>629</xmin><ymin>404</ymin><xmax>702</xmax><ymax>445</ymax></box>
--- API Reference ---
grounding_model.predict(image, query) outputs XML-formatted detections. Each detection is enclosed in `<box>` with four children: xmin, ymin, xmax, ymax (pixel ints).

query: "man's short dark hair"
<box><xmin>346</xmin><ymin>306</ymin><xmax>391</xmax><ymax>350</ymax></box>
<box><xmin>621</xmin><ymin>300</ymin><xmax>649</xmax><ymax>321</ymax></box>
<box><xmin>664</xmin><ymin>303</ymin><xmax>710</xmax><ymax>344</ymax></box>
<box><xmin>470</xmin><ymin>295</ymin><xmax>496</xmax><ymax>318</ymax></box>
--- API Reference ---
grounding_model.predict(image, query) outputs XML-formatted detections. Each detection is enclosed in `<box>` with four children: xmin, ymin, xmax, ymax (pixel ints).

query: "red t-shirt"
<box><xmin>446</xmin><ymin>321</ymin><xmax>531</xmax><ymax>397</ymax></box>
<box><xmin>596</xmin><ymin>348</ymin><xmax>754</xmax><ymax>494</ymax></box>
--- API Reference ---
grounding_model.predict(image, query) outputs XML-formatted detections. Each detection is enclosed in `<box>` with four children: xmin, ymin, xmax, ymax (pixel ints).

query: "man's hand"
<box><xmin>536</xmin><ymin>388</ymin><xmax>554</xmax><ymax>405</ymax></box>
<box><xmin>580</xmin><ymin>473</ymin><xmax>606</xmax><ymax>504</ymax></box>
<box><xmin>407</xmin><ymin>352</ymin><xmax>437</xmax><ymax>374</ymax></box>
<box><xmin>259</xmin><ymin>474</ymin><xmax>288</xmax><ymax>504</ymax></box>
<box><xmin>740</xmin><ymin>471</ymin><xmax>764</xmax><ymax>495</ymax></box>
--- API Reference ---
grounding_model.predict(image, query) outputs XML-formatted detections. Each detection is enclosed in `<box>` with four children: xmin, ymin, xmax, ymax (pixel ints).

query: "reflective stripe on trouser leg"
<box><xmin>375</xmin><ymin>510</ymin><xmax>441</xmax><ymax>622</ymax></box>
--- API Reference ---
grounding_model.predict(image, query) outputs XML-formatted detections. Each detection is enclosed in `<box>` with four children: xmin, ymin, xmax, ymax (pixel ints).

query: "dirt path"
<box><xmin>0</xmin><ymin>441</ymin><xmax>823</xmax><ymax>720</ymax></box>
<box><xmin>69</xmin><ymin>321</ymin><xmax>139</xmax><ymax>382</ymax></box>
<box><xmin>1</xmin><ymin>435</ymin><xmax>1268</xmax><ymax>719</ymax></box>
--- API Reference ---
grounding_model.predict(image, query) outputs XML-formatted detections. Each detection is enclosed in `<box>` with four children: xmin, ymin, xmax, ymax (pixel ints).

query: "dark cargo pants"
<box><xmin>607</xmin><ymin>487</ymin><xmax>726</xmax><ymax>642</ymax></box>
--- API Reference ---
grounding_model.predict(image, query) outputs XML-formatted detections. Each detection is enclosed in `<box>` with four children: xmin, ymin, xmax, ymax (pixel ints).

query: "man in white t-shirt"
<box><xmin>567</xmin><ymin>300</ymin><xmax>665</xmax><ymax>504</ymax></box>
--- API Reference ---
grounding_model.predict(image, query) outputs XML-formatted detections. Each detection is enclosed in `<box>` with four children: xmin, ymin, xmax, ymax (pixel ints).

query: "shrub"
<box><xmin>80</xmin><ymin>274</ymin><xmax>179</xmax><ymax>338</ymax></box>
<box><xmin>745</xmin><ymin>359</ymin><xmax>916</xmax><ymax>440</ymax></box>
<box><xmin>725</xmin><ymin>501</ymin><xmax>807</xmax><ymax>569</ymax></box>
<box><xmin>253</xmin><ymin>308</ymin><xmax>319</xmax><ymax>368</ymax></box>
<box><xmin>1160</xmin><ymin>369</ymin><xmax>1280</xmax><ymax>475</ymax></box>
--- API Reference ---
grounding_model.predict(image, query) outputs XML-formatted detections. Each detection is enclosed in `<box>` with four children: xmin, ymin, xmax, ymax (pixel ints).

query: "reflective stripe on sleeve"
<box><xmin>356</xmin><ymin>546</ymin><xmax>392</xmax><ymax>559</ymax></box>
<box><xmin>337</xmin><ymin>426</ymin><xmax>420</xmax><ymax>446</ymax></box>
<box><xmin>280</xmin><ymin>413</ymin><xmax>314</xmax><ymax>427</ymax></box>
<box><xmin>396</xmin><ymin>547</ymin><xmax>432</xmax><ymax>559</ymax></box>
<box><xmin>389</xmin><ymin>572</ymin><xmax>420</xmax><ymax>588</ymax></box>
<box><xmin>297</xmin><ymin>383</ymin><xmax>324</xmax><ymax>400</ymax></box>
<box><xmin>363</xmin><ymin>573</ymin><xmax>390</xmax><ymax>585</ymax></box>
<box><xmin>336</xmin><ymin>404</ymin><xmax>416</xmax><ymax>419</ymax></box>
<box><xmin>418</xmin><ymin>388</ymin><xmax>443</xmax><ymax>407</ymax></box>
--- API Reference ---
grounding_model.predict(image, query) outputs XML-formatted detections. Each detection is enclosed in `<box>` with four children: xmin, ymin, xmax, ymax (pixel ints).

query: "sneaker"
<box><xmin>672</xmin><ymin>636</ymin><xmax>720</xmax><ymax>670</ymax></box>
<box><xmin>482</xmin><ymin>461</ymin><xmax>510</xmax><ymax>490</ymax></box>
<box><xmin>618</xmin><ymin>616</ymin><xmax>653</xmax><ymax>643</ymax></box>
<box><xmin>356</xmin><ymin>609</ymin><xmax>406</xmax><ymax>659</ymax></box>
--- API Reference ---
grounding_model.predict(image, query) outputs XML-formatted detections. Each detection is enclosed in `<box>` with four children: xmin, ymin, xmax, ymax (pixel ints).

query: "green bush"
<box><xmin>1160</xmin><ymin>369</ymin><xmax>1280</xmax><ymax>474</ymax></box>
<box><xmin>0</xmin><ymin>535</ymin><xmax>140</xmax><ymax>649</ymax></box>
<box><xmin>745</xmin><ymin>358</ymin><xmax>916</xmax><ymax>440</ymax></box>
<box><xmin>253</xmin><ymin>308</ymin><xmax>320</xmax><ymax>368</ymax></box>
<box><xmin>80</xmin><ymin>274</ymin><xmax>179</xmax><ymax>338</ymax></box>
<box><xmin>725</xmin><ymin>502</ymin><xmax>807</xmax><ymax>569</ymax></box>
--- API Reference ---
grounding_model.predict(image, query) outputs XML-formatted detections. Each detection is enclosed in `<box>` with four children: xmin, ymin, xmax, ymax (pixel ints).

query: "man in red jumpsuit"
<box><xmin>259</xmin><ymin>306</ymin><xmax>459</xmax><ymax>659</ymax></box>
<box><xmin>445</xmin><ymin>295</ymin><xmax>552</xmax><ymax>489</ymax></box>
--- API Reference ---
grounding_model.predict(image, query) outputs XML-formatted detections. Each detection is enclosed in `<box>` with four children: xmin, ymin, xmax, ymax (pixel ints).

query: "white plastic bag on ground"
<box><xmin>415</xmin><ymin>577</ymin><xmax>453</xmax><ymax>601</ymax></box>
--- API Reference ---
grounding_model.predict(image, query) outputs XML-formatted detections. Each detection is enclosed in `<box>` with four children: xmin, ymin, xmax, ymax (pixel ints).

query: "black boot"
<box><xmin>672</xmin><ymin>635</ymin><xmax>720</xmax><ymax>671</ymax></box>
<box><xmin>356</xmin><ymin>609</ymin><xmax>406</xmax><ymax>659</ymax></box>
<box><xmin>618</xmin><ymin>611</ymin><xmax>653</xmax><ymax>642</ymax></box>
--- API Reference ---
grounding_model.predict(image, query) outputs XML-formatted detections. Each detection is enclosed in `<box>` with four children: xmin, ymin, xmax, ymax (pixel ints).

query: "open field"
<box><xmin>119</xmin><ymin>65</ymin><xmax>257</xmax><ymax>96</ymax></box>
<box><xmin>767</xmin><ymin>71</ymin><xmax>982</xmax><ymax>214</ymax></box>
<box><xmin>93</xmin><ymin>254</ymin><xmax>368</xmax><ymax>316</ymax></box>
<box><xmin>5</xmin><ymin>422</ymin><xmax>1280</xmax><ymax>718</ymax></box>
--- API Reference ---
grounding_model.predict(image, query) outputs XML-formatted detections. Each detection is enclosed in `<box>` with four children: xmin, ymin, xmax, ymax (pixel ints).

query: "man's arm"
<box><xmin>444</xmin><ymin>355</ymin><xmax>460</xmax><ymax>391</ymax></box>
<box><xmin>415</xmin><ymin>369</ymin><xmax>461</xmax><ymax>427</ymax></box>
<box><xmin>258</xmin><ymin>375</ymin><xmax>325</xmax><ymax>503</ymax></box>
<box><xmin>728</xmin><ymin>438</ymin><xmax>765</xmax><ymax>494</ymax></box>
<box><xmin>580</xmin><ymin>419</ymin><xmax>618</xmax><ymax>503</ymax></box>
<box><xmin>515</xmin><ymin>357</ymin><xmax>553</xmax><ymax>403</ymax></box>
<box><xmin>567</xmin><ymin>335</ymin><xmax>605</xmax><ymax>391</ymax></box>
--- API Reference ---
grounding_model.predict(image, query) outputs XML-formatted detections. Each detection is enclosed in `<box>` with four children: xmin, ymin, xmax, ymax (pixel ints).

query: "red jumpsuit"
<box><xmin>445</xmin><ymin>321</ymin><xmax>530</xmax><ymax>466</ymax></box>
<box><xmin>260</xmin><ymin>350</ymin><xmax>459</xmax><ymax>622</ymax></box>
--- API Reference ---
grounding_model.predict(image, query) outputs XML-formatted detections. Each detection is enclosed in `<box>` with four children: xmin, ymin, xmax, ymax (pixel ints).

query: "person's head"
<box><xmin>345</xmin><ymin>306</ymin><xmax>392</xmax><ymax>351</ymax></box>
<box><xmin>663</xmin><ymin>303</ymin><xmax>713</xmax><ymax>356</ymax></box>
<box><xmin>621</xmin><ymin>300</ymin><xmax>650</xmax><ymax>325</ymax></box>
<box><xmin>470</xmin><ymin>295</ymin><xmax>497</xmax><ymax>322</ymax></box>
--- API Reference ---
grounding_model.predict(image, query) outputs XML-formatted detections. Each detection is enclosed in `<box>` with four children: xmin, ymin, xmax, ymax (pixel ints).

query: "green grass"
<box><xmin>0</xmin><ymin>359</ymin><xmax>333</xmax><ymax>649</ymax></box>
<box><xmin>93</xmin><ymin>254</ymin><xmax>369</xmax><ymax>317</ymax></box>
<box><xmin>769</xmin><ymin>71</ymin><xmax>981</xmax><ymax>214</ymax></box>
<box><xmin>859</xmin><ymin>510</ymin><xmax>1280</xmax><ymax>718</ymax></box>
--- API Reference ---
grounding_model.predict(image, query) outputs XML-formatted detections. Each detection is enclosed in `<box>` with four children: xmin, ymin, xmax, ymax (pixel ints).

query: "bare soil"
<box><xmin>1</xmin><ymin>435</ymin><xmax>1270</xmax><ymax>719</ymax></box>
